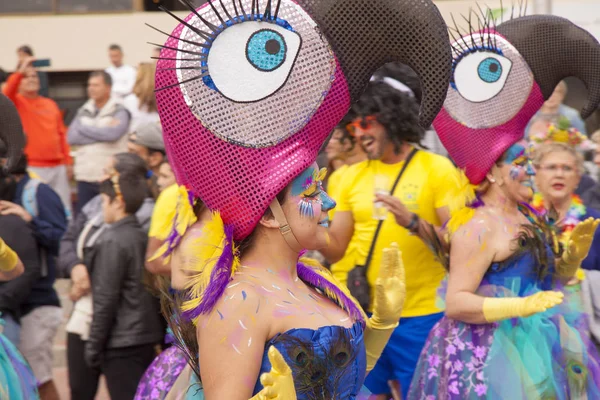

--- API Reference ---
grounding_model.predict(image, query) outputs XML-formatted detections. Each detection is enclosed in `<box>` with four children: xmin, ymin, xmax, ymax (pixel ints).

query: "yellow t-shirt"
<box><xmin>149</xmin><ymin>183</ymin><xmax>180</xmax><ymax>240</ymax></box>
<box><xmin>331</xmin><ymin>150</ymin><xmax>459</xmax><ymax>317</ymax></box>
<box><xmin>326</xmin><ymin>164</ymin><xmax>348</xmax><ymax>220</ymax></box>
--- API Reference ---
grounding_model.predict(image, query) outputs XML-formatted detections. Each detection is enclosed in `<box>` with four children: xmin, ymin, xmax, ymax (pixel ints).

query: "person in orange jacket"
<box><xmin>2</xmin><ymin>56</ymin><xmax>72</xmax><ymax>217</ymax></box>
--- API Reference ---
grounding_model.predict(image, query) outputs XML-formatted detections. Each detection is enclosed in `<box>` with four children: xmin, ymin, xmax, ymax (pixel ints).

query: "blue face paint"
<box><xmin>503</xmin><ymin>143</ymin><xmax>526</xmax><ymax>165</ymax></box>
<box><xmin>290</xmin><ymin>166</ymin><xmax>335</xmax><ymax>219</ymax></box>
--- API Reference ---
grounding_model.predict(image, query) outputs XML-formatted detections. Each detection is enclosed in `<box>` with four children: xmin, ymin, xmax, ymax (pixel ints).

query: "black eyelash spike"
<box><xmin>274</xmin><ymin>0</ymin><xmax>281</xmax><ymax>19</ymax></box>
<box><xmin>499</xmin><ymin>0</ymin><xmax>504</xmax><ymax>24</ymax></box>
<box><xmin>264</xmin><ymin>0</ymin><xmax>273</xmax><ymax>20</ymax></box>
<box><xmin>207</xmin><ymin>0</ymin><xmax>226</xmax><ymax>26</ymax></box>
<box><xmin>146</xmin><ymin>23</ymin><xmax>208</xmax><ymax>48</ymax></box>
<box><xmin>158</xmin><ymin>6</ymin><xmax>214</xmax><ymax>41</ymax></box>
<box><xmin>152</xmin><ymin>56</ymin><xmax>207</xmax><ymax>62</ymax></box>
<box><xmin>231</xmin><ymin>0</ymin><xmax>240</xmax><ymax>22</ymax></box>
<box><xmin>251</xmin><ymin>0</ymin><xmax>258</xmax><ymax>20</ymax></box>
<box><xmin>510</xmin><ymin>3</ymin><xmax>515</xmax><ymax>20</ymax></box>
<box><xmin>237</xmin><ymin>0</ymin><xmax>247</xmax><ymax>20</ymax></box>
<box><xmin>155</xmin><ymin>73</ymin><xmax>208</xmax><ymax>93</ymax></box>
<box><xmin>178</xmin><ymin>0</ymin><xmax>221</xmax><ymax>32</ymax></box>
<box><xmin>148</xmin><ymin>41</ymin><xmax>209</xmax><ymax>54</ymax></box>
<box><xmin>447</xmin><ymin>27</ymin><xmax>466</xmax><ymax>53</ymax></box>
<box><xmin>218</xmin><ymin>0</ymin><xmax>234</xmax><ymax>22</ymax></box>
<box><xmin>450</xmin><ymin>14</ymin><xmax>471</xmax><ymax>54</ymax></box>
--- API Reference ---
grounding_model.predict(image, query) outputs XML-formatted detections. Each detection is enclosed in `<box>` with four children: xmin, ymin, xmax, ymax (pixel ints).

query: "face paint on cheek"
<box><xmin>298</xmin><ymin>198</ymin><xmax>318</xmax><ymax>218</ymax></box>
<box><xmin>509</xmin><ymin>166</ymin><xmax>521</xmax><ymax>180</ymax></box>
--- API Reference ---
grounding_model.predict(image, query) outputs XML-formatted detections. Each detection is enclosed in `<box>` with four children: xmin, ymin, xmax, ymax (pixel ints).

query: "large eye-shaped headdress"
<box><xmin>154</xmin><ymin>0</ymin><xmax>453</xmax><ymax>239</ymax></box>
<box><xmin>434</xmin><ymin>12</ymin><xmax>600</xmax><ymax>185</ymax></box>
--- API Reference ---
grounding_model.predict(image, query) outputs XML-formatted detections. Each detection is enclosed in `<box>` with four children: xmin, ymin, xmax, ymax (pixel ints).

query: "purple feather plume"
<box><xmin>297</xmin><ymin>261</ymin><xmax>366</xmax><ymax>328</ymax></box>
<box><xmin>182</xmin><ymin>224</ymin><xmax>236</xmax><ymax>320</ymax></box>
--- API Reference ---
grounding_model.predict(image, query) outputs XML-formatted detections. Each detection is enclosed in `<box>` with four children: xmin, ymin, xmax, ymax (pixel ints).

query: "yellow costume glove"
<box><xmin>364</xmin><ymin>243</ymin><xmax>406</xmax><ymax>372</ymax></box>
<box><xmin>558</xmin><ymin>218</ymin><xmax>600</xmax><ymax>278</ymax></box>
<box><xmin>251</xmin><ymin>347</ymin><xmax>296</xmax><ymax>400</ymax></box>
<box><xmin>0</xmin><ymin>238</ymin><xmax>18</xmax><ymax>272</ymax></box>
<box><xmin>482</xmin><ymin>291</ymin><xmax>564</xmax><ymax>322</ymax></box>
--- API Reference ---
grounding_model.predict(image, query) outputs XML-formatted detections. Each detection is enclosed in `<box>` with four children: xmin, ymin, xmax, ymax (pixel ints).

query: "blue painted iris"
<box><xmin>478</xmin><ymin>58</ymin><xmax>503</xmax><ymax>83</ymax></box>
<box><xmin>246</xmin><ymin>29</ymin><xmax>287</xmax><ymax>72</ymax></box>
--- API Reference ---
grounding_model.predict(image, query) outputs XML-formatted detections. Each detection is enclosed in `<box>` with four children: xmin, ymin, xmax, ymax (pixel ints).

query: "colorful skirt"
<box><xmin>135</xmin><ymin>345</ymin><xmax>189</xmax><ymax>400</ymax></box>
<box><xmin>408</xmin><ymin>284</ymin><xmax>600</xmax><ymax>399</ymax></box>
<box><xmin>0</xmin><ymin>330</ymin><xmax>38</xmax><ymax>399</ymax></box>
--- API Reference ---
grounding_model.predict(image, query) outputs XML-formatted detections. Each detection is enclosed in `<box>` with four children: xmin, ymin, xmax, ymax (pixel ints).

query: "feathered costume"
<box><xmin>134</xmin><ymin>0</ymin><xmax>453</xmax><ymax>398</ymax></box>
<box><xmin>408</xmin><ymin>8</ymin><xmax>600</xmax><ymax>400</ymax></box>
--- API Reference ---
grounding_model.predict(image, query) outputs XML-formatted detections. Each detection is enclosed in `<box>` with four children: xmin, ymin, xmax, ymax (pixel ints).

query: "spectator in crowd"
<box><xmin>0</xmin><ymin>170</ymin><xmax>41</xmax><ymax>348</ymax></box>
<box><xmin>105</xmin><ymin>44</ymin><xmax>137</xmax><ymax>99</ymax></box>
<box><xmin>66</xmin><ymin>154</ymin><xmax>162</xmax><ymax>400</ymax></box>
<box><xmin>16</xmin><ymin>45</ymin><xmax>50</xmax><ymax>97</ymax></box>
<box><xmin>123</xmin><ymin>63</ymin><xmax>159</xmax><ymax>133</ymax></box>
<box><xmin>324</xmin><ymin>119</ymin><xmax>366</xmax><ymax>217</ymax></box>
<box><xmin>526</xmin><ymin>81</ymin><xmax>587</xmax><ymax>139</ymax></box>
<box><xmin>68</xmin><ymin>71</ymin><xmax>130</xmax><ymax>212</ymax></box>
<box><xmin>2</xmin><ymin>56</ymin><xmax>73</xmax><ymax>217</ymax></box>
<box><xmin>0</xmin><ymin>147</ymin><xmax>67</xmax><ymax>400</ymax></box>
<box><xmin>156</xmin><ymin>160</ymin><xmax>176</xmax><ymax>193</ymax></box>
<box><xmin>321</xmin><ymin>82</ymin><xmax>460</xmax><ymax>399</ymax></box>
<box><xmin>127</xmin><ymin>122</ymin><xmax>166</xmax><ymax>198</ymax></box>
<box><xmin>127</xmin><ymin>122</ymin><xmax>164</xmax><ymax>176</ymax></box>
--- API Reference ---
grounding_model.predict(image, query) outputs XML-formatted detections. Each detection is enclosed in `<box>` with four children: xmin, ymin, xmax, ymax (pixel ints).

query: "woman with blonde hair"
<box><xmin>124</xmin><ymin>62</ymin><xmax>159</xmax><ymax>133</ymax></box>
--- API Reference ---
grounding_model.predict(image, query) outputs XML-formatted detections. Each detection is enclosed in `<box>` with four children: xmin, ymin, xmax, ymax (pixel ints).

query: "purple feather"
<box><xmin>182</xmin><ymin>224</ymin><xmax>236</xmax><ymax>320</ymax></box>
<box><xmin>520</xmin><ymin>201</ymin><xmax>544</xmax><ymax>218</ymax></box>
<box><xmin>297</xmin><ymin>261</ymin><xmax>366</xmax><ymax>328</ymax></box>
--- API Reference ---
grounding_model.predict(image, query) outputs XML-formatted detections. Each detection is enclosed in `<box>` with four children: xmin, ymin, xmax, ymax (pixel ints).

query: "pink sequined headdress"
<box><xmin>153</xmin><ymin>0</ymin><xmax>453</xmax><ymax>240</ymax></box>
<box><xmin>434</xmin><ymin>11</ymin><xmax>600</xmax><ymax>185</ymax></box>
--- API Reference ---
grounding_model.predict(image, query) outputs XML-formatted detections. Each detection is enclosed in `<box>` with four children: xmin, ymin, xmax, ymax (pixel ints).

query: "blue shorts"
<box><xmin>363</xmin><ymin>312</ymin><xmax>443</xmax><ymax>398</ymax></box>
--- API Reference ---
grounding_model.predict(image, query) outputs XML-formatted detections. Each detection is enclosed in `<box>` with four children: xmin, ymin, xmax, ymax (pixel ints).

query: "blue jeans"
<box><xmin>364</xmin><ymin>312</ymin><xmax>444</xmax><ymax>398</ymax></box>
<box><xmin>76</xmin><ymin>181</ymin><xmax>100</xmax><ymax>214</ymax></box>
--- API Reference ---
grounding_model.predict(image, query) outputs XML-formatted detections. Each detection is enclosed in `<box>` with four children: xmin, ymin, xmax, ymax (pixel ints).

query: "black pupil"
<box><xmin>265</xmin><ymin>39</ymin><xmax>280</xmax><ymax>55</ymax></box>
<box><xmin>489</xmin><ymin>63</ymin><xmax>499</xmax><ymax>73</ymax></box>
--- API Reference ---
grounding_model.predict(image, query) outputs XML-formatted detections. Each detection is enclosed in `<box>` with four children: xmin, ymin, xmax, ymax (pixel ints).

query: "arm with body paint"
<box><xmin>445</xmin><ymin>212</ymin><xmax>563</xmax><ymax>324</ymax></box>
<box><xmin>197</xmin><ymin>283</ymin><xmax>296</xmax><ymax>399</ymax></box>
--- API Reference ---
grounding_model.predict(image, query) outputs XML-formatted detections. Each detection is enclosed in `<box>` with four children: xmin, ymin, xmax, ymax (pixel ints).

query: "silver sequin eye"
<box><xmin>207</xmin><ymin>21</ymin><xmax>301</xmax><ymax>102</ymax></box>
<box><xmin>444</xmin><ymin>33</ymin><xmax>534</xmax><ymax>129</ymax></box>
<box><xmin>168</xmin><ymin>0</ymin><xmax>336</xmax><ymax>148</ymax></box>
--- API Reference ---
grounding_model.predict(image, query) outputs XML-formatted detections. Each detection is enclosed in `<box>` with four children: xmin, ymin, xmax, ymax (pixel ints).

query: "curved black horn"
<box><xmin>0</xmin><ymin>94</ymin><xmax>26</xmax><ymax>172</ymax></box>
<box><xmin>496</xmin><ymin>15</ymin><xmax>600</xmax><ymax>119</ymax></box>
<box><xmin>298</xmin><ymin>0</ymin><xmax>453</xmax><ymax>128</ymax></box>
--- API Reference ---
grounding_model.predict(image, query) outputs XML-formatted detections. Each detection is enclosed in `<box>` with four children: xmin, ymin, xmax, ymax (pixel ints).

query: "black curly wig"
<box><xmin>350</xmin><ymin>81</ymin><xmax>424</xmax><ymax>154</ymax></box>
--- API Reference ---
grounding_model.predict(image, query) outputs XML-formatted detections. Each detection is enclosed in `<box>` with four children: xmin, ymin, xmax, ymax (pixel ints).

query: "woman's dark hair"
<box><xmin>351</xmin><ymin>81</ymin><xmax>424</xmax><ymax>153</ymax></box>
<box><xmin>237</xmin><ymin>189</ymin><xmax>287</xmax><ymax>256</ymax></box>
<box><xmin>100</xmin><ymin>153</ymin><xmax>149</xmax><ymax>215</ymax></box>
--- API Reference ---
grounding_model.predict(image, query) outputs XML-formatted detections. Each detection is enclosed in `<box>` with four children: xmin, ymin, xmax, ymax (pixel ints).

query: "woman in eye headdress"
<box><xmin>132</xmin><ymin>0</ymin><xmax>455</xmax><ymax>398</ymax></box>
<box><xmin>407</xmin><ymin>9</ymin><xmax>600</xmax><ymax>400</ymax></box>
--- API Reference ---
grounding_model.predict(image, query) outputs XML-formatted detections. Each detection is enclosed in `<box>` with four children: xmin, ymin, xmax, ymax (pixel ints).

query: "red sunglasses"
<box><xmin>346</xmin><ymin>116</ymin><xmax>378</xmax><ymax>137</ymax></box>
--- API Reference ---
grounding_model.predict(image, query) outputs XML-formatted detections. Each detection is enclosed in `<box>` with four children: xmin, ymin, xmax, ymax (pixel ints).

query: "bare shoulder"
<box><xmin>451</xmin><ymin>208</ymin><xmax>500</xmax><ymax>247</ymax></box>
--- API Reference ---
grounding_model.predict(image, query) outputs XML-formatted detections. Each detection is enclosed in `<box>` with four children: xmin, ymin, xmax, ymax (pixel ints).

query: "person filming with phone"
<box><xmin>2</xmin><ymin>55</ymin><xmax>73</xmax><ymax>218</ymax></box>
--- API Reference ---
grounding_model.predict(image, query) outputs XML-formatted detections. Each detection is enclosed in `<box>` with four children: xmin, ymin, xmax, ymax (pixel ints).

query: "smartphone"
<box><xmin>32</xmin><ymin>59</ymin><xmax>51</xmax><ymax>68</ymax></box>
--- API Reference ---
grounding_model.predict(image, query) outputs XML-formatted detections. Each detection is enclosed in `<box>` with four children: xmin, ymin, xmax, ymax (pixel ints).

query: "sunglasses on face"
<box><xmin>346</xmin><ymin>116</ymin><xmax>378</xmax><ymax>137</ymax></box>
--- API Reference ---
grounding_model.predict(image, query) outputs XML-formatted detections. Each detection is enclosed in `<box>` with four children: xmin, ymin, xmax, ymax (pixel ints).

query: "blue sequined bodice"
<box><xmin>253</xmin><ymin>321</ymin><xmax>366</xmax><ymax>399</ymax></box>
<box><xmin>483</xmin><ymin>245</ymin><xmax>555</xmax><ymax>296</ymax></box>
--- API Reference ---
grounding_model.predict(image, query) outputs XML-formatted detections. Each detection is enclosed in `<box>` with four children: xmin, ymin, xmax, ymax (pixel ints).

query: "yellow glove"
<box><xmin>0</xmin><ymin>238</ymin><xmax>18</xmax><ymax>272</ymax></box>
<box><xmin>558</xmin><ymin>218</ymin><xmax>600</xmax><ymax>278</ymax></box>
<box><xmin>251</xmin><ymin>346</ymin><xmax>296</xmax><ymax>400</ymax></box>
<box><xmin>482</xmin><ymin>291</ymin><xmax>564</xmax><ymax>322</ymax></box>
<box><xmin>364</xmin><ymin>243</ymin><xmax>406</xmax><ymax>372</ymax></box>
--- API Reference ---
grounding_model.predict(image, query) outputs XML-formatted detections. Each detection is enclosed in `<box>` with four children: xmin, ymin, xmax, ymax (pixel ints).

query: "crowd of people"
<box><xmin>0</xmin><ymin>0</ymin><xmax>600</xmax><ymax>399</ymax></box>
